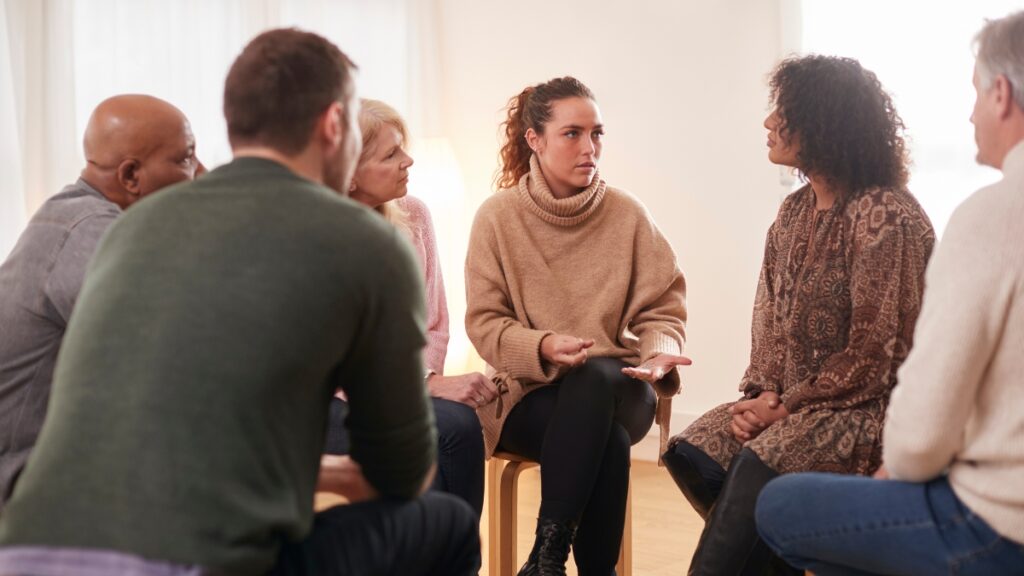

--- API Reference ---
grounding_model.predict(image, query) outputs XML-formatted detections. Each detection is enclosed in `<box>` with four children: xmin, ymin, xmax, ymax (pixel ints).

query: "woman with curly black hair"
<box><xmin>662</xmin><ymin>55</ymin><xmax>937</xmax><ymax>575</ymax></box>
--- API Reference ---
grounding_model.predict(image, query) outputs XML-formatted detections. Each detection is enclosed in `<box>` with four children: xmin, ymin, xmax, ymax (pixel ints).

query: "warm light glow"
<box><xmin>406</xmin><ymin>137</ymin><xmax>484</xmax><ymax>375</ymax></box>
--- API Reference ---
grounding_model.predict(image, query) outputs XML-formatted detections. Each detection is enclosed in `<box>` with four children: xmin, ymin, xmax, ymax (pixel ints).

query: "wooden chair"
<box><xmin>486</xmin><ymin>451</ymin><xmax>632</xmax><ymax>576</ymax></box>
<box><xmin>484</xmin><ymin>376</ymin><xmax>674</xmax><ymax>575</ymax></box>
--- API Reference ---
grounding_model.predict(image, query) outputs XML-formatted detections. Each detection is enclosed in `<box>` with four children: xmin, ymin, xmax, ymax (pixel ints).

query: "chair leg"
<box><xmin>616</xmin><ymin>478</ymin><xmax>632</xmax><ymax>576</ymax></box>
<box><xmin>488</xmin><ymin>458</ymin><xmax>502</xmax><ymax>574</ymax></box>
<box><xmin>500</xmin><ymin>460</ymin><xmax>527</xmax><ymax>576</ymax></box>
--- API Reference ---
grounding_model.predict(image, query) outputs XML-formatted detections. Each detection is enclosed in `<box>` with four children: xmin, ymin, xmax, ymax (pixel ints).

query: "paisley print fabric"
<box><xmin>677</xmin><ymin>185</ymin><xmax>935</xmax><ymax>474</ymax></box>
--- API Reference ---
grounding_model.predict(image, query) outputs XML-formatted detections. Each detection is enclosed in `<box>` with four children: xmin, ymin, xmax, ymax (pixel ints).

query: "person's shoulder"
<box><xmin>944</xmin><ymin>177</ymin><xmax>1024</xmax><ymax>245</ymax></box>
<box><xmin>600</xmin><ymin>185</ymin><xmax>678</xmax><ymax>248</ymax></box>
<box><xmin>33</xmin><ymin>182</ymin><xmax>120</xmax><ymax>227</ymax></box>
<box><xmin>768</xmin><ymin>184</ymin><xmax>811</xmax><ymax>227</ymax></box>
<box><xmin>474</xmin><ymin>188</ymin><xmax>517</xmax><ymax>222</ymax></box>
<box><xmin>780</xmin><ymin>185</ymin><xmax>811</xmax><ymax>212</ymax></box>
<box><xmin>844</xmin><ymin>186</ymin><xmax>934</xmax><ymax>237</ymax></box>
<box><xmin>957</xmin><ymin>176</ymin><xmax>1024</xmax><ymax>218</ymax></box>
<box><xmin>603</xmin><ymin>185</ymin><xmax>647</xmax><ymax>215</ymax></box>
<box><xmin>845</xmin><ymin>186</ymin><xmax>920</xmax><ymax>214</ymax></box>
<box><xmin>398</xmin><ymin>194</ymin><xmax>429</xmax><ymax>216</ymax></box>
<box><xmin>397</xmin><ymin>195</ymin><xmax>434</xmax><ymax>230</ymax></box>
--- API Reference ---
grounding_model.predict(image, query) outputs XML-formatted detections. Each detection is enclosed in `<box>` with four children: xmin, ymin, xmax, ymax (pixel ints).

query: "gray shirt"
<box><xmin>0</xmin><ymin>179</ymin><xmax>119</xmax><ymax>507</ymax></box>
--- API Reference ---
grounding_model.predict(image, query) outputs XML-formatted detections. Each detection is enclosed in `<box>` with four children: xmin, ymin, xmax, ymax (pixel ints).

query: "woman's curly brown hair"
<box><xmin>769</xmin><ymin>55</ymin><xmax>910</xmax><ymax>196</ymax></box>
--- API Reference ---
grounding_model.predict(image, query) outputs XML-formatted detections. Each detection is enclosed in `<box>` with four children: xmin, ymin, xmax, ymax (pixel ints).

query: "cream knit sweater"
<box><xmin>465</xmin><ymin>156</ymin><xmax>687</xmax><ymax>456</ymax></box>
<box><xmin>884</xmin><ymin>140</ymin><xmax>1024</xmax><ymax>544</ymax></box>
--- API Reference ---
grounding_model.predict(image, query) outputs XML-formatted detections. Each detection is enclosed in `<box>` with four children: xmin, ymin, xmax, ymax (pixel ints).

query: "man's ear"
<box><xmin>993</xmin><ymin>74</ymin><xmax>1015</xmax><ymax>120</ymax></box>
<box><xmin>117</xmin><ymin>158</ymin><xmax>142</xmax><ymax>197</ymax></box>
<box><xmin>321</xmin><ymin>101</ymin><xmax>345</xmax><ymax>149</ymax></box>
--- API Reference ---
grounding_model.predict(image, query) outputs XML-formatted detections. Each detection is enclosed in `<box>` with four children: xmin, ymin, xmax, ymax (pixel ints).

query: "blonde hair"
<box><xmin>357</xmin><ymin>98</ymin><xmax>411</xmax><ymax>236</ymax></box>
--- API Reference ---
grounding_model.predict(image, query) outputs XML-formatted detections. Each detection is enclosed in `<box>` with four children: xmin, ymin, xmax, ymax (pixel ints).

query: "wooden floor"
<box><xmin>316</xmin><ymin>459</ymin><xmax>704</xmax><ymax>575</ymax></box>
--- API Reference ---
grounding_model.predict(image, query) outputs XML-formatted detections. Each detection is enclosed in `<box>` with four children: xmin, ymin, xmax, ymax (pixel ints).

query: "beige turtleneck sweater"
<box><xmin>884</xmin><ymin>140</ymin><xmax>1024</xmax><ymax>544</ymax></box>
<box><xmin>465</xmin><ymin>156</ymin><xmax>687</xmax><ymax>456</ymax></box>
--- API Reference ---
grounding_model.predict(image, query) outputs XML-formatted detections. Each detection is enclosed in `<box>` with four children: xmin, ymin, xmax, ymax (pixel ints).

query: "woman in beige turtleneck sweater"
<box><xmin>465</xmin><ymin>76</ymin><xmax>689</xmax><ymax>575</ymax></box>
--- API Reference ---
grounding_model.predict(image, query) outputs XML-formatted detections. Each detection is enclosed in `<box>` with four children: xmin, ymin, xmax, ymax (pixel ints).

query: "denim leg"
<box><xmin>756</xmin><ymin>473</ymin><xmax>1024</xmax><ymax>576</ymax></box>
<box><xmin>323</xmin><ymin>398</ymin><xmax>350</xmax><ymax>456</ymax></box>
<box><xmin>429</xmin><ymin>397</ymin><xmax>484</xmax><ymax>518</ymax></box>
<box><xmin>271</xmin><ymin>492</ymin><xmax>481</xmax><ymax>575</ymax></box>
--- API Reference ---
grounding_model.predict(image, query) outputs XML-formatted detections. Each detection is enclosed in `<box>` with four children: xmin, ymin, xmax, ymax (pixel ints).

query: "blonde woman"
<box><xmin>324</xmin><ymin>99</ymin><xmax>490</xmax><ymax>517</ymax></box>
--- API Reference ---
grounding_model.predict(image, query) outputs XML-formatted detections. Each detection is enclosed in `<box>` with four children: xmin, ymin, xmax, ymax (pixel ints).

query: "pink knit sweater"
<box><xmin>335</xmin><ymin>196</ymin><xmax>448</xmax><ymax>402</ymax></box>
<box><xmin>399</xmin><ymin>195</ymin><xmax>449</xmax><ymax>375</ymax></box>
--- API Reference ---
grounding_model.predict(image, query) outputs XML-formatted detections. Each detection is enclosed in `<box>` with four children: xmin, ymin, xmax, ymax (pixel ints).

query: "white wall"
<box><xmin>436</xmin><ymin>0</ymin><xmax>790</xmax><ymax>439</ymax></box>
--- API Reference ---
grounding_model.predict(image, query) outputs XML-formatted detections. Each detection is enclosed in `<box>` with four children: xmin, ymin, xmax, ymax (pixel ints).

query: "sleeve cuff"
<box><xmin>638</xmin><ymin>331</ymin><xmax>684</xmax><ymax>397</ymax></box>
<box><xmin>499</xmin><ymin>326</ymin><xmax>559</xmax><ymax>383</ymax></box>
<box><xmin>639</xmin><ymin>330</ymin><xmax>683</xmax><ymax>363</ymax></box>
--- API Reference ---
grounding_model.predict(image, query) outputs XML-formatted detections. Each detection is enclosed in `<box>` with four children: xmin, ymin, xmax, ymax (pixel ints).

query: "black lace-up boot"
<box><xmin>517</xmin><ymin>517</ymin><xmax>578</xmax><ymax>576</ymax></box>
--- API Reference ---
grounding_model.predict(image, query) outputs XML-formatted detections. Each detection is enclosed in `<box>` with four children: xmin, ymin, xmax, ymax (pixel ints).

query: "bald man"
<box><xmin>0</xmin><ymin>94</ymin><xmax>200</xmax><ymax>508</ymax></box>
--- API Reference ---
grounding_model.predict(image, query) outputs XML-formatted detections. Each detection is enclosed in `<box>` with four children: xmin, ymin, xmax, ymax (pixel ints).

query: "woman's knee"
<box><xmin>616</xmin><ymin>382</ymin><xmax>656</xmax><ymax>443</ymax></box>
<box><xmin>560</xmin><ymin>357</ymin><xmax>628</xmax><ymax>397</ymax></box>
<box><xmin>666</xmin><ymin>440</ymin><xmax>727</xmax><ymax>487</ymax></box>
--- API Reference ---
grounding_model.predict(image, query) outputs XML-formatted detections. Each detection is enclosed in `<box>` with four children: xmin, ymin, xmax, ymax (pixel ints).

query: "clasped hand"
<box><xmin>728</xmin><ymin>391</ymin><xmax>789</xmax><ymax>442</ymax></box>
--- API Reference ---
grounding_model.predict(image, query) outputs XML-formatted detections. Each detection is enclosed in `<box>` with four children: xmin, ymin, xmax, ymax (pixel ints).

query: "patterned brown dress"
<box><xmin>677</xmin><ymin>185</ymin><xmax>935</xmax><ymax>475</ymax></box>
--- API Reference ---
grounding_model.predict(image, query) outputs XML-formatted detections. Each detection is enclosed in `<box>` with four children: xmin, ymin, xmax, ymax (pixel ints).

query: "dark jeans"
<box><xmin>325</xmin><ymin>397</ymin><xmax>485</xmax><ymax>518</ymax></box>
<box><xmin>497</xmin><ymin>357</ymin><xmax>656</xmax><ymax>574</ymax></box>
<box><xmin>757</xmin><ymin>473</ymin><xmax>1024</xmax><ymax>576</ymax></box>
<box><xmin>271</xmin><ymin>491</ymin><xmax>481</xmax><ymax>576</ymax></box>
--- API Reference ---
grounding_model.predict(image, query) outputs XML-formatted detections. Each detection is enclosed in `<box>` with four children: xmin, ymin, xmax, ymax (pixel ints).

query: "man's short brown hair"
<box><xmin>224</xmin><ymin>28</ymin><xmax>357</xmax><ymax>155</ymax></box>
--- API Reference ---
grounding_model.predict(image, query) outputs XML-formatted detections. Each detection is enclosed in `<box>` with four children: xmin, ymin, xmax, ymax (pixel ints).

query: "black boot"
<box><xmin>662</xmin><ymin>440</ymin><xmax>722</xmax><ymax>520</ymax></box>
<box><xmin>687</xmin><ymin>448</ymin><xmax>797</xmax><ymax>576</ymax></box>
<box><xmin>517</xmin><ymin>517</ymin><xmax>577</xmax><ymax>576</ymax></box>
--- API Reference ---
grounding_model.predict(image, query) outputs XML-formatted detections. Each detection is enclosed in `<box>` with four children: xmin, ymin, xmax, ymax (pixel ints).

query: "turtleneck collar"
<box><xmin>516</xmin><ymin>154</ymin><xmax>607</xmax><ymax>226</ymax></box>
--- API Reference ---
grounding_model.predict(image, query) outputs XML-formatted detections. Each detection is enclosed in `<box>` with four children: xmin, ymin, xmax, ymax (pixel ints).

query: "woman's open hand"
<box><xmin>621</xmin><ymin>353</ymin><xmax>692</xmax><ymax>383</ymax></box>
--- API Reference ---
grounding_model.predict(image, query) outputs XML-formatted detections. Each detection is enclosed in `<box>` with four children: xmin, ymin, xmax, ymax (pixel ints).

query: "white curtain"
<box><xmin>0</xmin><ymin>0</ymin><xmax>450</xmax><ymax>258</ymax></box>
<box><xmin>0</xmin><ymin>0</ymin><xmax>25</xmax><ymax>257</ymax></box>
<box><xmin>1</xmin><ymin>0</ymin><xmax>78</xmax><ymax>258</ymax></box>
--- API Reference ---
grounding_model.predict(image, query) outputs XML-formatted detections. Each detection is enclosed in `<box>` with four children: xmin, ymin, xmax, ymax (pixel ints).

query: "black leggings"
<box><xmin>498</xmin><ymin>357</ymin><xmax>656</xmax><ymax>574</ymax></box>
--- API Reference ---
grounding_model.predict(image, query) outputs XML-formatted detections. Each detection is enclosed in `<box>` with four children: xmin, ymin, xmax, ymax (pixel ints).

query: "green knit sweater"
<box><xmin>0</xmin><ymin>157</ymin><xmax>435</xmax><ymax>573</ymax></box>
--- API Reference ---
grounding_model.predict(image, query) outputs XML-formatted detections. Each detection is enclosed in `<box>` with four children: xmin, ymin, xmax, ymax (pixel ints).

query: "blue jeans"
<box><xmin>325</xmin><ymin>397</ymin><xmax>484</xmax><ymax>518</ymax></box>
<box><xmin>756</xmin><ymin>473</ymin><xmax>1024</xmax><ymax>575</ymax></box>
<box><xmin>428</xmin><ymin>397</ymin><xmax>485</xmax><ymax>518</ymax></box>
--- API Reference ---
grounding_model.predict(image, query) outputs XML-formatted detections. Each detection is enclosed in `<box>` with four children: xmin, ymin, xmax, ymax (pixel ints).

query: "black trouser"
<box><xmin>663</xmin><ymin>439</ymin><xmax>728</xmax><ymax>519</ymax></box>
<box><xmin>326</xmin><ymin>397</ymin><xmax>485</xmax><ymax>518</ymax></box>
<box><xmin>271</xmin><ymin>491</ymin><xmax>481</xmax><ymax>576</ymax></box>
<box><xmin>498</xmin><ymin>357</ymin><xmax>656</xmax><ymax>574</ymax></box>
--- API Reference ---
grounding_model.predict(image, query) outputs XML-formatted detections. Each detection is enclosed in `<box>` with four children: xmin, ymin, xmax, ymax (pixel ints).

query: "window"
<box><xmin>799</xmin><ymin>0</ymin><xmax>1018</xmax><ymax>235</ymax></box>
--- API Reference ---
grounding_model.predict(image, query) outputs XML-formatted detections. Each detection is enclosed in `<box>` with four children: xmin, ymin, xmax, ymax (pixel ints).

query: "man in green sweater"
<box><xmin>0</xmin><ymin>28</ymin><xmax>480</xmax><ymax>576</ymax></box>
